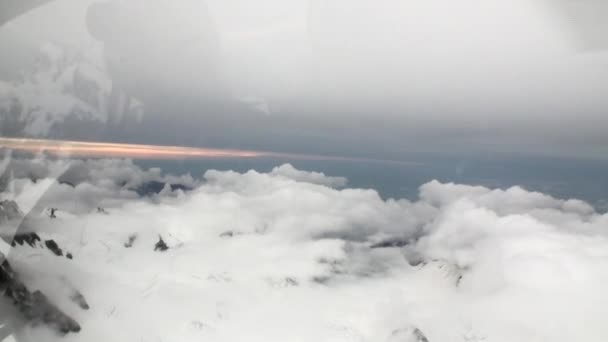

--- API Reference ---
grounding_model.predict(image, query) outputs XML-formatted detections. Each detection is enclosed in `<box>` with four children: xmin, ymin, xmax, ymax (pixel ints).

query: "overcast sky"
<box><xmin>1</xmin><ymin>0</ymin><xmax>608</xmax><ymax>160</ymax></box>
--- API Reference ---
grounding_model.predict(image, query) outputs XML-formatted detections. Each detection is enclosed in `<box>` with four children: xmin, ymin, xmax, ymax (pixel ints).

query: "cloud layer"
<box><xmin>1</xmin><ymin>158</ymin><xmax>607</xmax><ymax>341</ymax></box>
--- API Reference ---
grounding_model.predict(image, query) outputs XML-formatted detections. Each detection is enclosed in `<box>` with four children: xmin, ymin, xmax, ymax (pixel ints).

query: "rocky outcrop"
<box><xmin>11</xmin><ymin>233</ymin><xmax>41</xmax><ymax>248</ymax></box>
<box><xmin>370</xmin><ymin>238</ymin><xmax>411</xmax><ymax>249</ymax></box>
<box><xmin>0</xmin><ymin>196</ymin><xmax>87</xmax><ymax>335</ymax></box>
<box><xmin>10</xmin><ymin>233</ymin><xmax>75</xmax><ymax>261</ymax></box>
<box><xmin>44</xmin><ymin>239</ymin><xmax>63</xmax><ymax>257</ymax></box>
<box><xmin>0</xmin><ymin>260</ymin><xmax>81</xmax><ymax>334</ymax></box>
<box><xmin>154</xmin><ymin>236</ymin><xmax>169</xmax><ymax>252</ymax></box>
<box><xmin>387</xmin><ymin>327</ymin><xmax>429</xmax><ymax>342</ymax></box>
<box><xmin>124</xmin><ymin>234</ymin><xmax>137</xmax><ymax>248</ymax></box>
<box><xmin>69</xmin><ymin>289</ymin><xmax>90</xmax><ymax>310</ymax></box>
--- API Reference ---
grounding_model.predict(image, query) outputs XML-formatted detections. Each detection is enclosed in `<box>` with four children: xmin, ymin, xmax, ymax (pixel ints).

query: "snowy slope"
<box><xmin>1</xmin><ymin>159</ymin><xmax>607</xmax><ymax>342</ymax></box>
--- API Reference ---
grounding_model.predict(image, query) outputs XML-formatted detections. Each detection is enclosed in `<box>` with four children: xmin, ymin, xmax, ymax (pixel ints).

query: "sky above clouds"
<box><xmin>0</xmin><ymin>0</ymin><xmax>607</xmax><ymax>160</ymax></box>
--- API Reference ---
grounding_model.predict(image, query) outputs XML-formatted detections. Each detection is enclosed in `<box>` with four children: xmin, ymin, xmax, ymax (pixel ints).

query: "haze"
<box><xmin>1</xmin><ymin>0</ymin><xmax>607</xmax><ymax>160</ymax></box>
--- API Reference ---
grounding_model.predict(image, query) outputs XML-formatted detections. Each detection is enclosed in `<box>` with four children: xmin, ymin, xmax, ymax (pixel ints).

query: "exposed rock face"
<box><xmin>44</xmin><ymin>240</ymin><xmax>63</xmax><ymax>257</ymax></box>
<box><xmin>0</xmin><ymin>261</ymin><xmax>81</xmax><ymax>334</ymax></box>
<box><xmin>154</xmin><ymin>236</ymin><xmax>169</xmax><ymax>252</ymax></box>
<box><xmin>11</xmin><ymin>233</ymin><xmax>41</xmax><ymax>248</ymax></box>
<box><xmin>219</xmin><ymin>231</ymin><xmax>234</xmax><ymax>238</ymax></box>
<box><xmin>124</xmin><ymin>234</ymin><xmax>137</xmax><ymax>248</ymax></box>
<box><xmin>370</xmin><ymin>238</ymin><xmax>411</xmax><ymax>249</ymax></box>
<box><xmin>69</xmin><ymin>289</ymin><xmax>90</xmax><ymax>310</ymax></box>
<box><xmin>11</xmin><ymin>233</ymin><xmax>74</xmax><ymax>261</ymax></box>
<box><xmin>387</xmin><ymin>327</ymin><xmax>430</xmax><ymax>342</ymax></box>
<box><xmin>0</xmin><ymin>199</ymin><xmax>84</xmax><ymax>334</ymax></box>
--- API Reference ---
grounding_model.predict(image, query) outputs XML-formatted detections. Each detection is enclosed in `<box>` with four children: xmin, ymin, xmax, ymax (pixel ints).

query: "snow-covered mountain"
<box><xmin>0</xmin><ymin>42</ymin><xmax>143</xmax><ymax>139</ymax></box>
<box><xmin>1</xmin><ymin>157</ymin><xmax>608</xmax><ymax>342</ymax></box>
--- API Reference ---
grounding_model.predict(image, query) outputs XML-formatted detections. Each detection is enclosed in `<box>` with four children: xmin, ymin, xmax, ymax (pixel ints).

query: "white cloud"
<box><xmin>269</xmin><ymin>163</ymin><xmax>347</xmax><ymax>188</ymax></box>
<box><xmin>0</xmin><ymin>157</ymin><xmax>198</xmax><ymax>215</ymax></box>
<box><xmin>2</xmin><ymin>160</ymin><xmax>607</xmax><ymax>341</ymax></box>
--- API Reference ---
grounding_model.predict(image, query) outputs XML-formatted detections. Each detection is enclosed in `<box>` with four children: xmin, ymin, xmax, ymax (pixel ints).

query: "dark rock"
<box><xmin>219</xmin><ymin>231</ymin><xmax>234</xmax><ymax>238</ymax></box>
<box><xmin>11</xmin><ymin>233</ymin><xmax>41</xmax><ymax>247</ymax></box>
<box><xmin>284</xmin><ymin>277</ymin><xmax>298</xmax><ymax>287</ymax></box>
<box><xmin>388</xmin><ymin>327</ymin><xmax>429</xmax><ymax>342</ymax></box>
<box><xmin>124</xmin><ymin>234</ymin><xmax>137</xmax><ymax>248</ymax></box>
<box><xmin>312</xmin><ymin>276</ymin><xmax>330</xmax><ymax>284</ymax></box>
<box><xmin>29</xmin><ymin>291</ymin><xmax>81</xmax><ymax>334</ymax></box>
<box><xmin>44</xmin><ymin>240</ymin><xmax>63</xmax><ymax>257</ymax></box>
<box><xmin>412</xmin><ymin>328</ymin><xmax>429</xmax><ymax>342</ymax></box>
<box><xmin>154</xmin><ymin>236</ymin><xmax>168</xmax><ymax>252</ymax></box>
<box><xmin>69</xmin><ymin>290</ymin><xmax>89</xmax><ymax>310</ymax></box>
<box><xmin>13</xmin><ymin>236</ymin><xmax>73</xmax><ymax>259</ymax></box>
<box><xmin>0</xmin><ymin>260</ymin><xmax>16</xmax><ymax>284</ymax></box>
<box><xmin>370</xmin><ymin>238</ymin><xmax>411</xmax><ymax>249</ymax></box>
<box><xmin>0</xmin><ymin>261</ymin><xmax>81</xmax><ymax>334</ymax></box>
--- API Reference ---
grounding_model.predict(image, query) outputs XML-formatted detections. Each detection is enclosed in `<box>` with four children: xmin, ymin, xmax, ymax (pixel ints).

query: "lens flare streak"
<box><xmin>0</xmin><ymin>137</ymin><xmax>419</xmax><ymax>165</ymax></box>
<box><xmin>0</xmin><ymin>137</ymin><xmax>264</xmax><ymax>159</ymax></box>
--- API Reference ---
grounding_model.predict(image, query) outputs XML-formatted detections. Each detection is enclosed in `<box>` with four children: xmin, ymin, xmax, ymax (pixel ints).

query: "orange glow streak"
<box><xmin>0</xmin><ymin>137</ymin><xmax>419</xmax><ymax>165</ymax></box>
<box><xmin>0</xmin><ymin>137</ymin><xmax>265</xmax><ymax>159</ymax></box>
